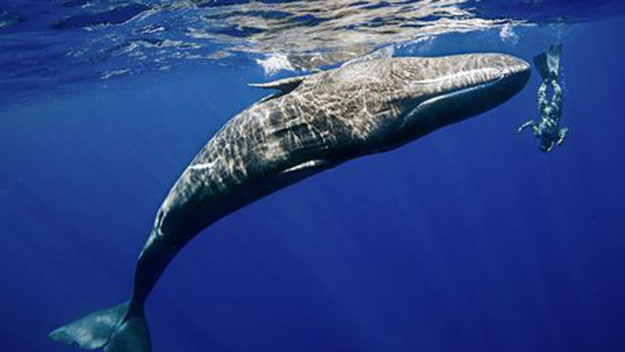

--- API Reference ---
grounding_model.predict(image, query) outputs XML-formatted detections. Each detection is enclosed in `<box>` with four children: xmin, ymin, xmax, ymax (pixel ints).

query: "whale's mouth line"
<box><xmin>401</xmin><ymin>74</ymin><xmax>505</xmax><ymax>128</ymax></box>
<box><xmin>426</xmin><ymin>74</ymin><xmax>505</xmax><ymax>105</ymax></box>
<box><xmin>430</xmin><ymin>63</ymin><xmax>530</xmax><ymax>105</ymax></box>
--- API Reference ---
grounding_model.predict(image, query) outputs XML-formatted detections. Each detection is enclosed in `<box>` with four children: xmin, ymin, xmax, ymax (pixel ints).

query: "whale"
<box><xmin>49</xmin><ymin>53</ymin><xmax>530</xmax><ymax>352</ymax></box>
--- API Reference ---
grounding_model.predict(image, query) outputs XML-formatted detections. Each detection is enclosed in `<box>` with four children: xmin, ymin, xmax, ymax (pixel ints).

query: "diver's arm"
<box><xmin>517</xmin><ymin>120</ymin><xmax>535</xmax><ymax>134</ymax></box>
<box><xmin>557</xmin><ymin>127</ymin><xmax>568</xmax><ymax>145</ymax></box>
<box><xmin>542</xmin><ymin>140</ymin><xmax>555</xmax><ymax>153</ymax></box>
<box><xmin>551</xmin><ymin>79</ymin><xmax>563</xmax><ymax>118</ymax></box>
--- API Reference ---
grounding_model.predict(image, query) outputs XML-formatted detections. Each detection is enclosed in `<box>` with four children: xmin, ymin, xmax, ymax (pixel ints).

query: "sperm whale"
<box><xmin>49</xmin><ymin>53</ymin><xmax>530</xmax><ymax>352</ymax></box>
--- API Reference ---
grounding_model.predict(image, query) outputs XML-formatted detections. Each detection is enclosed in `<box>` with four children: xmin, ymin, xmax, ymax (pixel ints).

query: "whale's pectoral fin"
<box><xmin>49</xmin><ymin>301</ymin><xmax>150</xmax><ymax>352</ymax></box>
<box><xmin>249</xmin><ymin>76</ymin><xmax>306</xmax><ymax>102</ymax></box>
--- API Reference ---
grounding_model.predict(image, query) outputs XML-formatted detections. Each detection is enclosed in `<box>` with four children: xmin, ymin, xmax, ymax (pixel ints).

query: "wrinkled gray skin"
<box><xmin>50</xmin><ymin>53</ymin><xmax>530</xmax><ymax>352</ymax></box>
<box><xmin>155</xmin><ymin>54</ymin><xmax>530</xmax><ymax>248</ymax></box>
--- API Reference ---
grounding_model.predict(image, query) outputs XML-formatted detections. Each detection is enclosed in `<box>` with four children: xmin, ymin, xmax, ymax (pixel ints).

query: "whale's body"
<box><xmin>50</xmin><ymin>54</ymin><xmax>530</xmax><ymax>352</ymax></box>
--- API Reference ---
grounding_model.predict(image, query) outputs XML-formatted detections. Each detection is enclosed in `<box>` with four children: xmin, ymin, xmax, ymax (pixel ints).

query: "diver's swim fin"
<box><xmin>49</xmin><ymin>300</ymin><xmax>151</xmax><ymax>352</ymax></box>
<box><xmin>534</xmin><ymin>43</ymin><xmax>562</xmax><ymax>80</ymax></box>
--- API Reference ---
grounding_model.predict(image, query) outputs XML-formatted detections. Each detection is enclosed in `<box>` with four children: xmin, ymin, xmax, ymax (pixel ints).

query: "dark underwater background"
<box><xmin>1</xmin><ymin>1</ymin><xmax>625</xmax><ymax>351</ymax></box>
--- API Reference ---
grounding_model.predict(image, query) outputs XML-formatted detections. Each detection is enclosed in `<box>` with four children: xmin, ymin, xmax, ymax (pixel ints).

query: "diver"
<box><xmin>517</xmin><ymin>43</ymin><xmax>568</xmax><ymax>152</ymax></box>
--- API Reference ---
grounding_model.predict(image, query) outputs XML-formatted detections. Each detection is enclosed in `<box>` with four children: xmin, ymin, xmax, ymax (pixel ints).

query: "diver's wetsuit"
<box><xmin>518</xmin><ymin>43</ymin><xmax>568</xmax><ymax>152</ymax></box>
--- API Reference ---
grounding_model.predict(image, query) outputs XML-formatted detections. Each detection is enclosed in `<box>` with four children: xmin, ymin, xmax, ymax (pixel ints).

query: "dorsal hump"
<box><xmin>249</xmin><ymin>76</ymin><xmax>306</xmax><ymax>94</ymax></box>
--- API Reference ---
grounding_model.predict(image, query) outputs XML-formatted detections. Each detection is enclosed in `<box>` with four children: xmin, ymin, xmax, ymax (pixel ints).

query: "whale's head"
<box><xmin>388</xmin><ymin>53</ymin><xmax>530</xmax><ymax>143</ymax></box>
<box><xmin>325</xmin><ymin>53</ymin><xmax>530</xmax><ymax>149</ymax></box>
<box><xmin>252</xmin><ymin>53</ymin><xmax>529</xmax><ymax>155</ymax></box>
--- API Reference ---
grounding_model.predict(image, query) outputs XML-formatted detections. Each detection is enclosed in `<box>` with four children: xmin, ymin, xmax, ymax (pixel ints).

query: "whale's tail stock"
<box><xmin>49</xmin><ymin>300</ymin><xmax>150</xmax><ymax>352</ymax></box>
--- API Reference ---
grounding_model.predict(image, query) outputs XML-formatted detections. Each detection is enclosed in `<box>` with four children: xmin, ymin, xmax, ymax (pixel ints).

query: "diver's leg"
<box><xmin>551</xmin><ymin>79</ymin><xmax>563</xmax><ymax>119</ymax></box>
<box><xmin>538</xmin><ymin>79</ymin><xmax>548</xmax><ymax>113</ymax></box>
<box><xmin>551</xmin><ymin>78</ymin><xmax>562</xmax><ymax>99</ymax></box>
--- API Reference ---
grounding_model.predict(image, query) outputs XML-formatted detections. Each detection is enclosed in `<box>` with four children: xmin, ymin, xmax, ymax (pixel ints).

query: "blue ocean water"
<box><xmin>1</xmin><ymin>1</ymin><xmax>625</xmax><ymax>351</ymax></box>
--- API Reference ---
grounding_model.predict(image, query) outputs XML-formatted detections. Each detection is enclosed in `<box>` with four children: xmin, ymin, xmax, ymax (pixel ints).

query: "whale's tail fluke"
<box><xmin>49</xmin><ymin>300</ymin><xmax>151</xmax><ymax>352</ymax></box>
